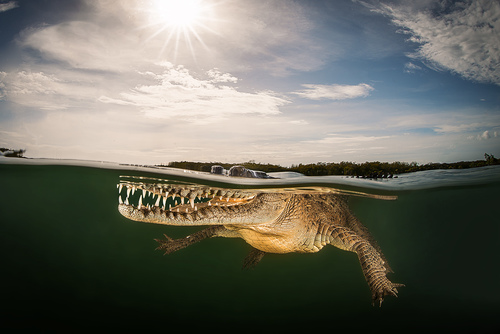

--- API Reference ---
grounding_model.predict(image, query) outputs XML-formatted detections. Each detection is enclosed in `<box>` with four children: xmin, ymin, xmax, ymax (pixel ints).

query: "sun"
<box><xmin>142</xmin><ymin>0</ymin><xmax>218</xmax><ymax>61</ymax></box>
<box><xmin>151</xmin><ymin>0</ymin><xmax>204</xmax><ymax>28</ymax></box>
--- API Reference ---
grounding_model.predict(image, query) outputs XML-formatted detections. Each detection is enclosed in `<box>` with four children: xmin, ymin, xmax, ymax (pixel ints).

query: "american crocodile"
<box><xmin>117</xmin><ymin>180</ymin><xmax>403</xmax><ymax>306</ymax></box>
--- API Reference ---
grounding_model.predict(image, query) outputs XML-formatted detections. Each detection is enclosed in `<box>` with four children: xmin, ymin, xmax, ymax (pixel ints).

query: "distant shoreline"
<box><xmin>162</xmin><ymin>154</ymin><xmax>500</xmax><ymax>177</ymax></box>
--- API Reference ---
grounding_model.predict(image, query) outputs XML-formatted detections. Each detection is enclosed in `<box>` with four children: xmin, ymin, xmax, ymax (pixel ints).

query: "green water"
<box><xmin>1</xmin><ymin>163</ymin><xmax>499</xmax><ymax>332</ymax></box>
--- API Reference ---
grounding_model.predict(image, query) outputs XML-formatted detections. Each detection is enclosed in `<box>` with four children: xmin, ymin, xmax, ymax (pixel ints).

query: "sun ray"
<box><xmin>184</xmin><ymin>30</ymin><xmax>197</xmax><ymax>64</ymax></box>
<box><xmin>188</xmin><ymin>26</ymin><xmax>209</xmax><ymax>50</ymax></box>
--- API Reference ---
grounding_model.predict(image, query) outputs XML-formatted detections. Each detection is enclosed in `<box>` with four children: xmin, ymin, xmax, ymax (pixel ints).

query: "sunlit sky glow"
<box><xmin>0</xmin><ymin>0</ymin><xmax>499</xmax><ymax>165</ymax></box>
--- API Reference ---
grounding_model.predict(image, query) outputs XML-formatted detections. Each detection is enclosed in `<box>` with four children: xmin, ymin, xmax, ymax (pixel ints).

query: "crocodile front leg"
<box><xmin>324</xmin><ymin>224</ymin><xmax>404</xmax><ymax>306</ymax></box>
<box><xmin>155</xmin><ymin>225</ymin><xmax>226</xmax><ymax>254</ymax></box>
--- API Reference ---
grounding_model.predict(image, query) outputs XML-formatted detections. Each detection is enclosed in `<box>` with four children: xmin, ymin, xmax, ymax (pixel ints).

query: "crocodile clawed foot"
<box><xmin>371</xmin><ymin>282</ymin><xmax>405</xmax><ymax>307</ymax></box>
<box><xmin>154</xmin><ymin>233</ymin><xmax>181</xmax><ymax>255</ymax></box>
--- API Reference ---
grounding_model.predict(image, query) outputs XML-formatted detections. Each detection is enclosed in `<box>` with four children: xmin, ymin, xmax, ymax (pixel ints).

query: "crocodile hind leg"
<box><xmin>325</xmin><ymin>224</ymin><xmax>404</xmax><ymax>306</ymax></box>
<box><xmin>155</xmin><ymin>225</ymin><xmax>226</xmax><ymax>255</ymax></box>
<box><xmin>242</xmin><ymin>248</ymin><xmax>266</xmax><ymax>269</ymax></box>
<box><xmin>355</xmin><ymin>241</ymin><xmax>404</xmax><ymax>306</ymax></box>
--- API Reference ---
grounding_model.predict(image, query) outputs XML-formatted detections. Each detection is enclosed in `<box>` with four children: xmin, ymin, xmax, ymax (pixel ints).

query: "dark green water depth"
<box><xmin>1</xmin><ymin>164</ymin><xmax>499</xmax><ymax>332</ymax></box>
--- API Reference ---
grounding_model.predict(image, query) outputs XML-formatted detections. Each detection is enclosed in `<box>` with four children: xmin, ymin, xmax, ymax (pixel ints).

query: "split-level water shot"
<box><xmin>1</xmin><ymin>0</ymin><xmax>499</xmax><ymax>332</ymax></box>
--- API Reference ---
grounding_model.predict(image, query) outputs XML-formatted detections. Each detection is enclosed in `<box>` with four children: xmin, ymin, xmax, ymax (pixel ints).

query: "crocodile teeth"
<box><xmin>118</xmin><ymin>182</ymin><xmax>257</xmax><ymax>215</ymax></box>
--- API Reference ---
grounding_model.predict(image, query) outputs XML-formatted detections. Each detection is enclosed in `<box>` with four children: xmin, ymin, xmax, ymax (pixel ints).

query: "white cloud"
<box><xmin>0</xmin><ymin>71</ymin><xmax>6</xmax><ymax>100</ymax></box>
<box><xmin>1</xmin><ymin>70</ymin><xmax>75</xmax><ymax>110</ymax></box>
<box><xmin>0</xmin><ymin>68</ymin><xmax>121</xmax><ymax>110</ymax></box>
<box><xmin>0</xmin><ymin>1</ymin><xmax>17</xmax><ymax>13</ymax></box>
<box><xmin>206</xmin><ymin>69</ymin><xmax>238</xmax><ymax>83</ymax></box>
<box><xmin>468</xmin><ymin>130</ymin><xmax>499</xmax><ymax>141</ymax></box>
<box><xmin>292</xmin><ymin>83</ymin><xmax>374</xmax><ymax>100</ymax></box>
<box><xmin>6</xmin><ymin>71</ymin><xmax>60</xmax><ymax>95</ymax></box>
<box><xmin>373</xmin><ymin>0</ymin><xmax>500</xmax><ymax>85</ymax></box>
<box><xmin>1</xmin><ymin>63</ymin><xmax>288</xmax><ymax>122</ymax></box>
<box><xmin>482</xmin><ymin>131</ymin><xmax>491</xmax><ymax>140</ymax></box>
<box><xmin>404</xmin><ymin>62</ymin><xmax>422</xmax><ymax>73</ymax></box>
<box><xmin>386</xmin><ymin>108</ymin><xmax>500</xmax><ymax>136</ymax></box>
<box><xmin>289</xmin><ymin>119</ymin><xmax>309</xmax><ymax>125</ymax></box>
<box><xmin>19</xmin><ymin>20</ymin><xmax>147</xmax><ymax>72</ymax></box>
<box><xmin>98</xmin><ymin>62</ymin><xmax>288</xmax><ymax>121</ymax></box>
<box><xmin>305</xmin><ymin>134</ymin><xmax>392</xmax><ymax>145</ymax></box>
<box><xmin>434</xmin><ymin>123</ymin><xmax>485</xmax><ymax>134</ymax></box>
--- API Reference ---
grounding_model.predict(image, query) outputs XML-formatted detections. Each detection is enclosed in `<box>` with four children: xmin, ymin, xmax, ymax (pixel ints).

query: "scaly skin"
<box><xmin>117</xmin><ymin>181</ymin><xmax>403</xmax><ymax>306</ymax></box>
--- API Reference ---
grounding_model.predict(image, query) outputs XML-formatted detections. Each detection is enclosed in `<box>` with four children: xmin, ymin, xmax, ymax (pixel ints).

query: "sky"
<box><xmin>0</xmin><ymin>0</ymin><xmax>499</xmax><ymax>165</ymax></box>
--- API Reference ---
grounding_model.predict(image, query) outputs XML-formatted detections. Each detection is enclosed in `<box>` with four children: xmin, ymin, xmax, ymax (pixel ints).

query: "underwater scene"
<box><xmin>1</xmin><ymin>159</ymin><xmax>499</xmax><ymax>332</ymax></box>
